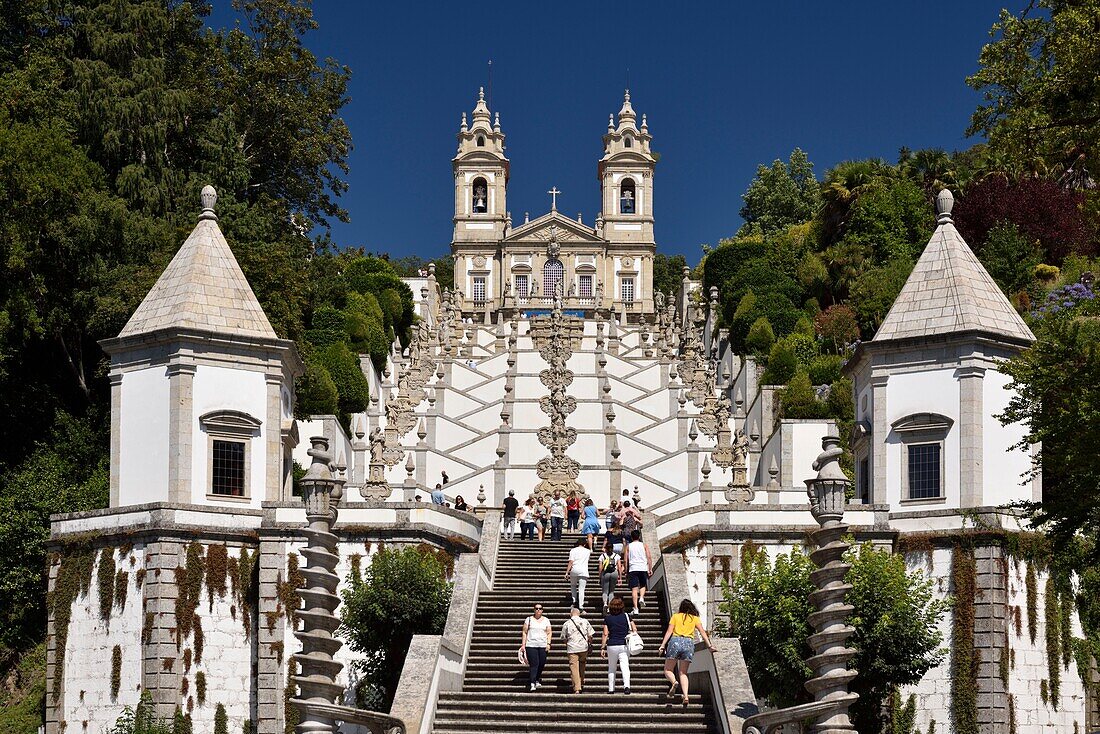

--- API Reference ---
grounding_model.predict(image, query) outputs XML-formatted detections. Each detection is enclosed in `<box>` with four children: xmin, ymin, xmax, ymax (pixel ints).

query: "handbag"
<box><xmin>626</xmin><ymin>631</ymin><xmax>644</xmax><ymax>656</ymax></box>
<box><xmin>570</xmin><ymin>618</ymin><xmax>593</xmax><ymax>652</ymax></box>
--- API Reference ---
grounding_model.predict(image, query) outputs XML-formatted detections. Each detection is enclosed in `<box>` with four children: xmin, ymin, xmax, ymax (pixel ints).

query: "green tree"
<box><xmin>653</xmin><ymin>252</ymin><xmax>689</xmax><ymax>298</ymax></box>
<box><xmin>849</xmin><ymin>258</ymin><xmax>915</xmax><ymax>336</ymax></box>
<box><xmin>978</xmin><ymin>221</ymin><xmax>1042</xmax><ymax>296</ymax></box>
<box><xmin>739</xmin><ymin>149</ymin><xmax>821</xmax><ymax>235</ymax></box>
<box><xmin>761</xmin><ymin>342</ymin><xmax>798</xmax><ymax>385</ymax></box>
<box><xmin>314</xmin><ymin>342</ymin><xmax>369</xmax><ymax>422</ymax></box>
<box><xmin>967</xmin><ymin>2</ymin><xmax>1100</xmax><ymax>176</ymax></box>
<box><xmin>720</xmin><ymin>544</ymin><xmax>948</xmax><ymax>733</ymax></box>
<box><xmin>340</xmin><ymin>546</ymin><xmax>453</xmax><ymax>711</ymax></box>
<box><xmin>295</xmin><ymin>358</ymin><xmax>339</xmax><ymax>418</ymax></box>
<box><xmin>999</xmin><ymin>285</ymin><xmax>1100</xmax><ymax>553</ymax></box>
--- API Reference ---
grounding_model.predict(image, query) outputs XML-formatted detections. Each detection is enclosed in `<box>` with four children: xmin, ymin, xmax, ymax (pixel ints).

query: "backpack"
<box><xmin>620</xmin><ymin>509</ymin><xmax>638</xmax><ymax>536</ymax></box>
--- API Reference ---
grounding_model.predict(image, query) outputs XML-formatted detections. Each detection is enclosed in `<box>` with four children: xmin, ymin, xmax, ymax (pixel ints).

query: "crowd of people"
<box><xmin>502</xmin><ymin>488</ymin><xmax>718</xmax><ymax>702</ymax></box>
<box><xmin>520</xmin><ymin>596</ymin><xmax>717</xmax><ymax>703</ymax></box>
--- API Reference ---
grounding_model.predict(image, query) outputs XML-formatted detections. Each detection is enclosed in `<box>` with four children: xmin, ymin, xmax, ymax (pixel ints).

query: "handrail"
<box><xmin>292</xmin><ymin>699</ymin><xmax>405</xmax><ymax>734</ymax></box>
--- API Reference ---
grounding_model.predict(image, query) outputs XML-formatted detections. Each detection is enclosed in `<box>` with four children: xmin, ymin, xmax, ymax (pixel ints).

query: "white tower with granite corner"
<box><xmin>100</xmin><ymin>185</ymin><xmax>303</xmax><ymax>510</ymax></box>
<box><xmin>844</xmin><ymin>188</ymin><xmax>1037</xmax><ymax>511</ymax></box>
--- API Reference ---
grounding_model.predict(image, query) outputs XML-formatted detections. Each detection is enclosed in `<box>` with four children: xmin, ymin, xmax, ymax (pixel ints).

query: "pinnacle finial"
<box><xmin>494</xmin><ymin>111</ymin><xmax>501</xmax><ymax>132</ymax></box>
<box><xmin>608</xmin><ymin>114</ymin><xmax>614</xmax><ymax>131</ymax></box>
<box><xmin>478</xmin><ymin>86</ymin><xmax>485</xmax><ymax>101</ymax></box>
<box><xmin>199</xmin><ymin>185</ymin><xmax>217</xmax><ymax>222</ymax></box>
<box><xmin>641</xmin><ymin>113</ymin><xmax>648</xmax><ymax>130</ymax></box>
<box><xmin>935</xmin><ymin>188</ymin><xmax>954</xmax><ymax>224</ymax></box>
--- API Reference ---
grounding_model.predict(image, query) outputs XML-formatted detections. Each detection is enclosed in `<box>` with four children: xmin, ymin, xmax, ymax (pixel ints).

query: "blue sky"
<box><xmin>210</xmin><ymin>1</ymin><xmax>1013</xmax><ymax>263</ymax></box>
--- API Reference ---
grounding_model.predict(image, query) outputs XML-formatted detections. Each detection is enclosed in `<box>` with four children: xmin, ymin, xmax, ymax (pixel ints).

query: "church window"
<box><xmin>543</xmin><ymin>259</ymin><xmax>564</xmax><ymax>299</ymax></box>
<box><xmin>211</xmin><ymin>439</ymin><xmax>246</xmax><ymax>497</ymax></box>
<box><xmin>472</xmin><ymin>276</ymin><xmax>486</xmax><ymax>304</ymax></box>
<box><xmin>476</xmin><ymin>135</ymin><xmax>485</xmax><ymax>147</ymax></box>
<box><xmin>515</xmin><ymin>274</ymin><xmax>529</xmax><ymax>298</ymax></box>
<box><xmin>906</xmin><ymin>443</ymin><xmax>942</xmax><ymax>500</ymax></box>
<box><xmin>579</xmin><ymin>274</ymin><xmax>593</xmax><ymax>299</ymax></box>
<box><xmin>620</xmin><ymin>178</ymin><xmax>636</xmax><ymax>214</ymax></box>
<box><xmin>472</xmin><ymin>177</ymin><xmax>488</xmax><ymax>213</ymax></box>
<box><xmin>621</xmin><ymin>276</ymin><xmax>635</xmax><ymax>304</ymax></box>
<box><xmin>623</xmin><ymin>136</ymin><xmax>632</xmax><ymax>148</ymax></box>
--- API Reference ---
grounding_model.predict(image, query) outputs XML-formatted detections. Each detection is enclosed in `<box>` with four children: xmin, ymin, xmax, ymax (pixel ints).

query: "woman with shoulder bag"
<box><xmin>600</xmin><ymin>596</ymin><xmax>637</xmax><ymax>694</ymax></box>
<box><xmin>658</xmin><ymin>599</ymin><xmax>717</xmax><ymax>707</ymax></box>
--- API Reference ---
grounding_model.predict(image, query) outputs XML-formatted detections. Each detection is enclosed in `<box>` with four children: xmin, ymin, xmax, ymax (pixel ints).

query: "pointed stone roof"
<box><xmin>118</xmin><ymin>186</ymin><xmax>277</xmax><ymax>340</ymax></box>
<box><xmin>872</xmin><ymin>189</ymin><xmax>1034</xmax><ymax>344</ymax></box>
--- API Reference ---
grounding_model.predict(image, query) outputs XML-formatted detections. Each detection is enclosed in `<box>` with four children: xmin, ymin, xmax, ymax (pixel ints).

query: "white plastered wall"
<box><xmin>118</xmin><ymin>367</ymin><xmax>170</xmax><ymax>506</ymax></box>
<box><xmin>191</xmin><ymin>365</ymin><xmax>268</xmax><ymax>508</ymax></box>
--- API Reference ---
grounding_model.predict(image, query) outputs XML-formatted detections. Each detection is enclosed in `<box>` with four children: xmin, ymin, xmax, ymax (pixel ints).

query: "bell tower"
<box><xmin>599</xmin><ymin>90</ymin><xmax>656</xmax><ymax>314</ymax></box>
<box><xmin>453</xmin><ymin>87</ymin><xmax>509</xmax><ymax>248</ymax></box>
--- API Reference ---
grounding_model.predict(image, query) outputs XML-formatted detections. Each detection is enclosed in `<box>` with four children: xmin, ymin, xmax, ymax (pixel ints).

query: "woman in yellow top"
<box><xmin>657</xmin><ymin>599</ymin><xmax>717</xmax><ymax>707</ymax></box>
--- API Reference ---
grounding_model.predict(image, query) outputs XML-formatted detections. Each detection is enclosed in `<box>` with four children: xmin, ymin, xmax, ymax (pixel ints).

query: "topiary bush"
<box><xmin>780</xmin><ymin>332</ymin><xmax>818</xmax><ymax>368</ymax></box>
<box><xmin>761</xmin><ymin>342</ymin><xmax>798</xmax><ymax>385</ymax></box>
<box><xmin>744</xmin><ymin>317</ymin><xmax>775</xmax><ymax>356</ymax></box>
<box><xmin>295</xmin><ymin>357</ymin><xmax>339</xmax><ymax>418</ymax></box>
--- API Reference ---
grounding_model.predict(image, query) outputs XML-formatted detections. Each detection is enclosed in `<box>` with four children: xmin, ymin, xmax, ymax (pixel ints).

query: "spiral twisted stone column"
<box><xmin>804</xmin><ymin>434</ymin><xmax>858</xmax><ymax>733</ymax></box>
<box><xmin>742</xmin><ymin>434</ymin><xmax>857</xmax><ymax>734</ymax></box>
<box><xmin>291</xmin><ymin>437</ymin><xmax>346</xmax><ymax>734</ymax></box>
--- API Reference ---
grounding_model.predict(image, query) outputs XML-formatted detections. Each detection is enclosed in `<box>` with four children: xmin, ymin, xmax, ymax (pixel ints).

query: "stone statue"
<box><xmin>369</xmin><ymin>427</ymin><xmax>385</xmax><ymax>464</ymax></box>
<box><xmin>568</xmin><ymin>280</ymin><xmax>576</xmax><ymax>298</ymax></box>
<box><xmin>595</xmin><ymin>279</ymin><xmax>603</xmax><ymax>302</ymax></box>
<box><xmin>530</xmin><ymin>279</ymin><xmax>539</xmax><ymax>297</ymax></box>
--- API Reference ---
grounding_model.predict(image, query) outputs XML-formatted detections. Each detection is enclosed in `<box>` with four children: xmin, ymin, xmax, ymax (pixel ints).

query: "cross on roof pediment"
<box><xmin>505</xmin><ymin>211</ymin><xmax>604</xmax><ymax>244</ymax></box>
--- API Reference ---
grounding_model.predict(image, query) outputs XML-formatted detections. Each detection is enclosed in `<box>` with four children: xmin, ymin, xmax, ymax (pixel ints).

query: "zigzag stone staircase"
<box><xmin>432</xmin><ymin>534</ymin><xmax>719</xmax><ymax>734</ymax></box>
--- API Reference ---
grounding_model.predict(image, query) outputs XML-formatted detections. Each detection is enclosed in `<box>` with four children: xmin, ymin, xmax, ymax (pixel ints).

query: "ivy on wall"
<box><xmin>97</xmin><ymin>548</ymin><xmax>115</xmax><ymax>621</ymax></box>
<box><xmin>1026</xmin><ymin>562</ymin><xmax>1039</xmax><ymax>643</ymax></box>
<box><xmin>214</xmin><ymin>703</ymin><xmax>228</xmax><ymax>734</ymax></box>
<box><xmin>195</xmin><ymin>671</ymin><xmax>206</xmax><ymax>706</ymax></box>
<box><xmin>48</xmin><ymin>541</ymin><xmax>95</xmax><ymax>700</ymax></box>
<box><xmin>950</xmin><ymin>546</ymin><xmax>978</xmax><ymax>734</ymax></box>
<box><xmin>110</xmin><ymin>645</ymin><xmax>121</xmax><ymax>701</ymax></box>
<box><xmin>206</xmin><ymin>544</ymin><xmax>228</xmax><ymax>609</ymax></box>
<box><xmin>1045</xmin><ymin>575</ymin><xmax>1062</xmax><ymax>707</ymax></box>
<box><xmin>174</xmin><ymin>542</ymin><xmax>205</xmax><ymax>644</ymax></box>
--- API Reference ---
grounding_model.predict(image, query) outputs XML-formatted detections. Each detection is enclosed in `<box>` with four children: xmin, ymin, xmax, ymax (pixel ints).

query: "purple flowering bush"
<box><xmin>1030</xmin><ymin>281</ymin><xmax>1096</xmax><ymax>319</ymax></box>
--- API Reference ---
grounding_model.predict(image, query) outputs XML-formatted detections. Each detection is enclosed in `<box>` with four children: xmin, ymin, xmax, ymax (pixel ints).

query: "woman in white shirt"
<box><xmin>521</xmin><ymin>603</ymin><xmax>553</xmax><ymax>691</ymax></box>
<box><xmin>563</xmin><ymin>538</ymin><xmax>592</xmax><ymax>611</ymax></box>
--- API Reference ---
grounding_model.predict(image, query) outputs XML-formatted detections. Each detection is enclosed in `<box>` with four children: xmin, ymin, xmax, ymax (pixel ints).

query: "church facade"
<box><xmin>451</xmin><ymin>89</ymin><xmax>658</xmax><ymax>320</ymax></box>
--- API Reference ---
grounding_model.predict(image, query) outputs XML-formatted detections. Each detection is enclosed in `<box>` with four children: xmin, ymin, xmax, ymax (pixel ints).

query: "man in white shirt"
<box><xmin>559</xmin><ymin>606</ymin><xmax>595</xmax><ymax>693</ymax></box>
<box><xmin>626</xmin><ymin>529</ymin><xmax>652</xmax><ymax>615</ymax></box>
<box><xmin>564</xmin><ymin>538</ymin><xmax>592</xmax><ymax>611</ymax></box>
<box><xmin>521</xmin><ymin>603</ymin><xmax>553</xmax><ymax>691</ymax></box>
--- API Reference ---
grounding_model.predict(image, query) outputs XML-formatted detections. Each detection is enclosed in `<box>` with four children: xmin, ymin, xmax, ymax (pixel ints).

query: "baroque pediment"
<box><xmin>505</xmin><ymin>211</ymin><xmax>605</xmax><ymax>245</ymax></box>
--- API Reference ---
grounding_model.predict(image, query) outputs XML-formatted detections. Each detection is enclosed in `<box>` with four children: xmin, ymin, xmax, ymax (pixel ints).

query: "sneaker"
<box><xmin>607</xmin><ymin>689</ymin><xmax>615</xmax><ymax>694</ymax></box>
<box><xmin>639</xmin><ymin>598</ymin><xmax>647</xmax><ymax>608</ymax></box>
<box><xmin>530</xmin><ymin>684</ymin><xmax>537</xmax><ymax>691</ymax></box>
<box><xmin>534</xmin><ymin>681</ymin><xmax>542</xmax><ymax>689</ymax></box>
<box><xmin>624</xmin><ymin>687</ymin><xmax>631</xmax><ymax>695</ymax></box>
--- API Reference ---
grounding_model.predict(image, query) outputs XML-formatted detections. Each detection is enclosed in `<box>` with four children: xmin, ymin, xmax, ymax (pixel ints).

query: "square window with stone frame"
<box><xmin>579</xmin><ymin>274</ymin><xmax>593</xmax><ymax>299</ymax></box>
<box><xmin>515</xmin><ymin>274</ymin><xmax>529</xmax><ymax>298</ymax></box>
<box><xmin>200</xmin><ymin>410</ymin><xmax>260</xmax><ymax>501</ymax></box>
<box><xmin>906</xmin><ymin>443</ymin><xmax>942</xmax><ymax>500</ymax></box>
<box><xmin>211</xmin><ymin>439</ymin><xmax>247</xmax><ymax>496</ymax></box>
<box><xmin>893</xmin><ymin>413</ymin><xmax>951</xmax><ymax>503</ymax></box>
<box><xmin>472</xmin><ymin>276</ymin><xmax>486</xmax><ymax>304</ymax></box>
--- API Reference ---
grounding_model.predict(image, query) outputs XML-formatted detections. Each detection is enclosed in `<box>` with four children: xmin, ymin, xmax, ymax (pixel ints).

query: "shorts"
<box><xmin>628</xmin><ymin>570</ymin><xmax>648</xmax><ymax>589</ymax></box>
<box><xmin>665</xmin><ymin>635</ymin><xmax>694</xmax><ymax>661</ymax></box>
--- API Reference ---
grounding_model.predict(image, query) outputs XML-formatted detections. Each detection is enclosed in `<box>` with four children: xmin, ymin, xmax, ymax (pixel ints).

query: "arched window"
<box><xmin>472</xmin><ymin>176</ymin><xmax>488</xmax><ymax>213</ymax></box>
<box><xmin>620</xmin><ymin>178</ymin><xmax>636</xmax><ymax>214</ymax></box>
<box><xmin>542</xmin><ymin>258</ymin><xmax>564</xmax><ymax>299</ymax></box>
<box><xmin>476</xmin><ymin>135</ymin><xmax>485</xmax><ymax>147</ymax></box>
<box><xmin>623</xmin><ymin>136</ymin><xmax>632</xmax><ymax>148</ymax></box>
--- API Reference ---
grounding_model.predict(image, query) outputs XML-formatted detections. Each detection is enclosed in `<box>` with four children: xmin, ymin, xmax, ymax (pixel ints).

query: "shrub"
<box><xmin>314</xmin><ymin>342</ymin><xmax>369</xmax><ymax>418</ymax></box>
<box><xmin>744</xmin><ymin>317</ymin><xmax>775</xmax><ymax>356</ymax></box>
<box><xmin>304</xmin><ymin>305</ymin><xmax>346</xmax><ymax>348</ymax></box>
<box><xmin>761</xmin><ymin>342</ymin><xmax>798</xmax><ymax>385</ymax></box>
<box><xmin>850</xmin><ymin>258</ymin><xmax>915</xmax><ymax>335</ymax></box>
<box><xmin>780</xmin><ymin>332</ymin><xmax>818</xmax><ymax>367</ymax></box>
<box><xmin>295</xmin><ymin>358</ymin><xmax>339</xmax><ymax>418</ymax></box>
<box><xmin>340</xmin><ymin>546</ymin><xmax>454</xmax><ymax>711</ymax></box>
<box><xmin>720</xmin><ymin>544</ymin><xmax>948</xmax><ymax>733</ymax></box>
<box><xmin>778</xmin><ymin>371</ymin><xmax>827</xmax><ymax>418</ymax></box>
<box><xmin>808</xmin><ymin>355</ymin><xmax>844</xmax><ymax>386</ymax></box>
<box><xmin>814</xmin><ymin>304</ymin><xmax>860</xmax><ymax>352</ymax></box>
